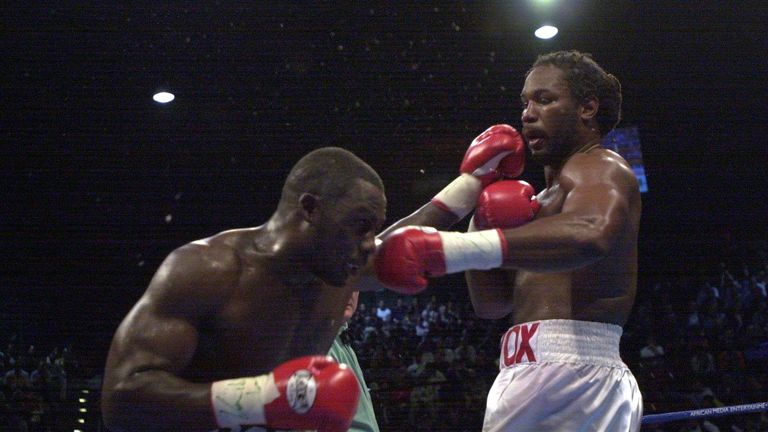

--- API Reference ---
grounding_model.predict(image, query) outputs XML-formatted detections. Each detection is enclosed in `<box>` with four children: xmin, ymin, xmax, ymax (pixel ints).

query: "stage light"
<box><xmin>534</xmin><ymin>25</ymin><xmax>558</xmax><ymax>39</ymax></box>
<box><xmin>153</xmin><ymin>91</ymin><xmax>175</xmax><ymax>103</ymax></box>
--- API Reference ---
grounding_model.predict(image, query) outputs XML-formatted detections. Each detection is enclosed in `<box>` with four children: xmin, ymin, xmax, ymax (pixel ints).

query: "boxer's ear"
<box><xmin>580</xmin><ymin>96</ymin><xmax>599</xmax><ymax>121</ymax></box>
<box><xmin>299</xmin><ymin>192</ymin><xmax>321</xmax><ymax>222</ymax></box>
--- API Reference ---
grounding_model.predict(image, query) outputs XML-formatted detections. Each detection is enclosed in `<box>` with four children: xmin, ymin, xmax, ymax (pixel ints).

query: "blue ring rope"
<box><xmin>641</xmin><ymin>401</ymin><xmax>768</xmax><ymax>424</ymax></box>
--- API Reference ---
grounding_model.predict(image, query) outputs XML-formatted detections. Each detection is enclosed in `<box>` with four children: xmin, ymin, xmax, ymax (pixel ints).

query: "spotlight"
<box><xmin>534</xmin><ymin>25</ymin><xmax>558</xmax><ymax>39</ymax></box>
<box><xmin>153</xmin><ymin>92</ymin><xmax>175</xmax><ymax>103</ymax></box>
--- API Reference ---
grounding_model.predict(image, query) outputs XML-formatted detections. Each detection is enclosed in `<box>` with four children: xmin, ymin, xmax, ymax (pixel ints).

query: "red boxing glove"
<box><xmin>212</xmin><ymin>356</ymin><xmax>360</xmax><ymax>432</ymax></box>
<box><xmin>375</xmin><ymin>226</ymin><xmax>506</xmax><ymax>293</ymax></box>
<box><xmin>375</xmin><ymin>227</ymin><xmax>447</xmax><ymax>294</ymax></box>
<box><xmin>475</xmin><ymin>180</ymin><xmax>541</xmax><ymax>229</ymax></box>
<box><xmin>459</xmin><ymin>124</ymin><xmax>526</xmax><ymax>186</ymax></box>
<box><xmin>432</xmin><ymin>125</ymin><xmax>525</xmax><ymax>219</ymax></box>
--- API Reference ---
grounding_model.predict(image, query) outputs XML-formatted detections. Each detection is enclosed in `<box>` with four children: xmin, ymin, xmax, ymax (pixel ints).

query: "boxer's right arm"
<box><xmin>375</xmin><ymin>181</ymin><xmax>540</xmax><ymax>297</ymax></box>
<box><xmin>465</xmin><ymin>216</ymin><xmax>515</xmax><ymax>320</ymax></box>
<box><xmin>466</xmin><ymin>181</ymin><xmax>540</xmax><ymax>318</ymax></box>
<box><xmin>103</xmin><ymin>245</ymin><xmax>360</xmax><ymax>432</ymax></box>
<box><xmin>101</xmin><ymin>244</ymin><xmax>234</xmax><ymax>432</ymax></box>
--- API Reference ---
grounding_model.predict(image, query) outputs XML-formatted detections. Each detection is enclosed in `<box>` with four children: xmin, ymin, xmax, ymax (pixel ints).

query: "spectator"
<box><xmin>640</xmin><ymin>335</ymin><xmax>666</xmax><ymax>365</ymax></box>
<box><xmin>376</xmin><ymin>300</ymin><xmax>392</xmax><ymax>323</ymax></box>
<box><xmin>390</xmin><ymin>298</ymin><xmax>407</xmax><ymax>324</ymax></box>
<box><xmin>415</xmin><ymin>319</ymin><xmax>429</xmax><ymax>340</ymax></box>
<box><xmin>3</xmin><ymin>364</ymin><xmax>30</xmax><ymax>392</ymax></box>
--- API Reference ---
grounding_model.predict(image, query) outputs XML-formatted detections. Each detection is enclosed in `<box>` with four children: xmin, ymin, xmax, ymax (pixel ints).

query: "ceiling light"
<box><xmin>534</xmin><ymin>25</ymin><xmax>558</xmax><ymax>39</ymax></box>
<box><xmin>153</xmin><ymin>92</ymin><xmax>175</xmax><ymax>103</ymax></box>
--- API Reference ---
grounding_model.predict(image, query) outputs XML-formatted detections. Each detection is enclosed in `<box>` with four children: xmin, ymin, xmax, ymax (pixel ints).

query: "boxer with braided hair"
<box><xmin>376</xmin><ymin>51</ymin><xmax>643</xmax><ymax>431</ymax></box>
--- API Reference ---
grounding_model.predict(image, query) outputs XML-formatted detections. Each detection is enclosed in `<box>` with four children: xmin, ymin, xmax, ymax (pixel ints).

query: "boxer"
<box><xmin>101</xmin><ymin>147</ymin><xmax>385</xmax><ymax>432</ymax></box>
<box><xmin>101</xmin><ymin>130</ymin><xmax>524</xmax><ymax>431</ymax></box>
<box><xmin>376</xmin><ymin>51</ymin><xmax>643</xmax><ymax>431</ymax></box>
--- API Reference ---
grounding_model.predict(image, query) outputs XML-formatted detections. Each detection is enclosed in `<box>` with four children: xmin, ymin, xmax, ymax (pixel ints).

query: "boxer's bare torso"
<box><xmin>511</xmin><ymin>148</ymin><xmax>640</xmax><ymax>326</ymax></box>
<box><xmin>468</xmin><ymin>147</ymin><xmax>641</xmax><ymax>326</ymax></box>
<box><xmin>104</xmin><ymin>228</ymin><xmax>353</xmax><ymax>384</ymax></box>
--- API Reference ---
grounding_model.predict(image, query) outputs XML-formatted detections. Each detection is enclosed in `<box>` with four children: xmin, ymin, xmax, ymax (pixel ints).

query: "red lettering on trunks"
<box><xmin>501</xmin><ymin>322</ymin><xmax>539</xmax><ymax>367</ymax></box>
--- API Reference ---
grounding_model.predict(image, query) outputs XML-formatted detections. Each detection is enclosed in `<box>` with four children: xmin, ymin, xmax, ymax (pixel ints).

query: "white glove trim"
<box><xmin>431</xmin><ymin>174</ymin><xmax>482</xmax><ymax>219</ymax></box>
<box><xmin>211</xmin><ymin>373</ymin><xmax>280</xmax><ymax>429</ymax></box>
<box><xmin>439</xmin><ymin>229</ymin><xmax>504</xmax><ymax>273</ymax></box>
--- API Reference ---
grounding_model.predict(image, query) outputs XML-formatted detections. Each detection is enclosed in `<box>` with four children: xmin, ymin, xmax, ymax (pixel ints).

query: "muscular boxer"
<box><xmin>376</xmin><ymin>51</ymin><xmax>643</xmax><ymax>431</ymax></box>
<box><xmin>101</xmin><ymin>136</ymin><xmax>523</xmax><ymax>432</ymax></box>
<box><xmin>101</xmin><ymin>147</ymin><xmax>386</xmax><ymax>432</ymax></box>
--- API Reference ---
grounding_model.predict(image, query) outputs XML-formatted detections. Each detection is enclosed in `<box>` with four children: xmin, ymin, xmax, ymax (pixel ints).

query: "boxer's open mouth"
<box><xmin>524</xmin><ymin>129</ymin><xmax>547</xmax><ymax>150</ymax></box>
<box><xmin>528</xmin><ymin>137</ymin><xmax>544</xmax><ymax>149</ymax></box>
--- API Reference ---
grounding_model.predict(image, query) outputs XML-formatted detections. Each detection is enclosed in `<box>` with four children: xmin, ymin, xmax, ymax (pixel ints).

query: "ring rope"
<box><xmin>641</xmin><ymin>401</ymin><xmax>768</xmax><ymax>424</ymax></box>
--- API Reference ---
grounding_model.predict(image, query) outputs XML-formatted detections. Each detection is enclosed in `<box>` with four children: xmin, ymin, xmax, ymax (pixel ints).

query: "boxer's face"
<box><xmin>520</xmin><ymin>65</ymin><xmax>581</xmax><ymax>165</ymax></box>
<box><xmin>312</xmin><ymin>179</ymin><xmax>386</xmax><ymax>287</ymax></box>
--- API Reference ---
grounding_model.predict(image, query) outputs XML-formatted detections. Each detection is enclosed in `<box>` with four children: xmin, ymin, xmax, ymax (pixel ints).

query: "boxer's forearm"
<box><xmin>465</xmin><ymin>215</ymin><xmax>516</xmax><ymax>318</ymax></box>
<box><xmin>377</xmin><ymin>201</ymin><xmax>460</xmax><ymax>240</ymax></box>
<box><xmin>101</xmin><ymin>370</ymin><xmax>215</xmax><ymax>432</ymax></box>
<box><xmin>499</xmin><ymin>212</ymin><xmax>614</xmax><ymax>272</ymax></box>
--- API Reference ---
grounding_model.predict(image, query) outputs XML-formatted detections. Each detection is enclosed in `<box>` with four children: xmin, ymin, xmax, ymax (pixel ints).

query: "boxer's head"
<box><xmin>521</xmin><ymin>51</ymin><xmax>622</xmax><ymax>164</ymax></box>
<box><xmin>281</xmin><ymin>147</ymin><xmax>386</xmax><ymax>287</ymax></box>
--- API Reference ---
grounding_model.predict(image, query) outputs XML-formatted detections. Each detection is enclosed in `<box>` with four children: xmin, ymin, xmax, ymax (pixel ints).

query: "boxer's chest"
<box><xmin>187</xmin><ymin>277</ymin><xmax>345</xmax><ymax>379</ymax></box>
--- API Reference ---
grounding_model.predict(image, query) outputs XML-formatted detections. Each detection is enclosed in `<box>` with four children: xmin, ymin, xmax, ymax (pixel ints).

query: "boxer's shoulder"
<box><xmin>560</xmin><ymin>148</ymin><xmax>636</xmax><ymax>190</ymax></box>
<box><xmin>149</xmin><ymin>240</ymin><xmax>241</xmax><ymax>307</ymax></box>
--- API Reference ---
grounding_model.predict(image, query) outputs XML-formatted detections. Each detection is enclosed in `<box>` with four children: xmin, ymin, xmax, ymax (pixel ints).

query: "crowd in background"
<box><xmin>2</xmin><ymin>239</ymin><xmax>766</xmax><ymax>431</ymax></box>
<box><xmin>0</xmin><ymin>337</ymin><xmax>85</xmax><ymax>431</ymax></box>
<box><xmin>352</xmin><ymin>238</ymin><xmax>768</xmax><ymax>431</ymax></box>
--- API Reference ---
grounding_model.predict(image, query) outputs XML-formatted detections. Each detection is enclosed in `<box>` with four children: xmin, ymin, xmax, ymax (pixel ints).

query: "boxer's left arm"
<box><xmin>466</xmin><ymin>180</ymin><xmax>539</xmax><ymax>318</ymax></box>
<box><xmin>377</xmin><ymin>125</ymin><xmax>526</xmax><ymax>238</ymax></box>
<box><xmin>495</xmin><ymin>153</ymin><xmax>638</xmax><ymax>272</ymax></box>
<box><xmin>373</xmin><ymin>154</ymin><xmax>638</xmax><ymax>290</ymax></box>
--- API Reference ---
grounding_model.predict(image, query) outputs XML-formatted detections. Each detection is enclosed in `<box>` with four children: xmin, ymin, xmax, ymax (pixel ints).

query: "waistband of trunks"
<box><xmin>499</xmin><ymin>319</ymin><xmax>626</xmax><ymax>369</ymax></box>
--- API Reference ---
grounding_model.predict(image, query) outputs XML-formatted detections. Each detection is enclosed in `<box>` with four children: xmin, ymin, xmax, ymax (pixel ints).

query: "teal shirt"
<box><xmin>328</xmin><ymin>323</ymin><xmax>380</xmax><ymax>432</ymax></box>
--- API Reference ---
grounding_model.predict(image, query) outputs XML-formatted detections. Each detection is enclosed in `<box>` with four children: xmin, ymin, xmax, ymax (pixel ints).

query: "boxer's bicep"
<box><xmin>106</xmin><ymin>244</ymin><xmax>234</xmax><ymax>382</ymax></box>
<box><xmin>465</xmin><ymin>215</ymin><xmax>514</xmax><ymax>318</ymax></box>
<box><xmin>557</xmin><ymin>156</ymin><xmax>635</xmax><ymax>254</ymax></box>
<box><xmin>117</xmin><ymin>297</ymin><xmax>200</xmax><ymax>377</ymax></box>
<box><xmin>101</xmin><ymin>245</ymin><xmax>239</xmax><ymax>431</ymax></box>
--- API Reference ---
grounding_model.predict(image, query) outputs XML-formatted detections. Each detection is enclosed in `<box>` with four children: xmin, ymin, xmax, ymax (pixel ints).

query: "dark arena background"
<box><xmin>2</xmin><ymin>2</ymin><xmax>767</xmax><ymax>431</ymax></box>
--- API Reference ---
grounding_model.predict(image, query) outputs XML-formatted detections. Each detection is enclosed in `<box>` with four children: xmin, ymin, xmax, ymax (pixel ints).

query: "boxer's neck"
<box><xmin>544</xmin><ymin>138</ymin><xmax>603</xmax><ymax>186</ymax></box>
<box><xmin>255</xmin><ymin>213</ymin><xmax>319</xmax><ymax>285</ymax></box>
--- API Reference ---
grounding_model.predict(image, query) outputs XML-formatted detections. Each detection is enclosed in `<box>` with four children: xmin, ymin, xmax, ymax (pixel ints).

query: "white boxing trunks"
<box><xmin>483</xmin><ymin>319</ymin><xmax>642</xmax><ymax>432</ymax></box>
